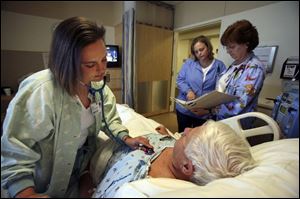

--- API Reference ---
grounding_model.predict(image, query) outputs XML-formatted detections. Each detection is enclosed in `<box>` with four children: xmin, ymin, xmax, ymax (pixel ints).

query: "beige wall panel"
<box><xmin>1</xmin><ymin>50</ymin><xmax>44</xmax><ymax>92</ymax></box>
<box><xmin>137</xmin><ymin>82</ymin><xmax>153</xmax><ymax>114</ymax></box>
<box><xmin>136</xmin><ymin>1</ymin><xmax>173</xmax><ymax>29</ymax></box>
<box><xmin>114</xmin><ymin>23</ymin><xmax>123</xmax><ymax>49</ymax></box>
<box><xmin>179</xmin><ymin>24</ymin><xmax>221</xmax><ymax>40</ymax></box>
<box><xmin>174</xmin><ymin>1</ymin><xmax>278</xmax><ymax>29</ymax></box>
<box><xmin>2</xmin><ymin>1</ymin><xmax>116</xmax><ymax>26</ymax></box>
<box><xmin>135</xmin><ymin>24</ymin><xmax>173</xmax><ymax>116</ymax></box>
<box><xmin>106</xmin><ymin>68</ymin><xmax>122</xmax><ymax>104</ymax></box>
<box><xmin>176</xmin><ymin>40</ymin><xmax>190</xmax><ymax>73</ymax></box>
<box><xmin>136</xmin><ymin>24</ymin><xmax>173</xmax><ymax>82</ymax></box>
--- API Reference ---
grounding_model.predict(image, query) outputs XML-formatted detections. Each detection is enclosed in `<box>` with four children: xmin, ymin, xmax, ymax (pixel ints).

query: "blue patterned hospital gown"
<box><xmin>92</xmin><ymin>132</ymin><xmax>176</xmax><ymax>198</ymax></box>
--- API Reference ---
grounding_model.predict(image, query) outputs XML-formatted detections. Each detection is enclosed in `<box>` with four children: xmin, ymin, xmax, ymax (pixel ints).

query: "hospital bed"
<box><xmin>111</xmin><ymin>104</ymin><xmax>299</xmax><ymax>198</ymax></box>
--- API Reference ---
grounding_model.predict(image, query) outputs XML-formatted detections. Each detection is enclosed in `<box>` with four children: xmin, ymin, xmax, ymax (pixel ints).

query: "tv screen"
<box><xmin>106</xmin><ymin>45</ymin><xmax>120</xmax><ymax>68</ymax></box>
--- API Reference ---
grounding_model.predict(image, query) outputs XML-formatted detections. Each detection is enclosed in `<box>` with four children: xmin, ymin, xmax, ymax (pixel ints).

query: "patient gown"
<box><xmin>92</xmin><ymin>132</ymin><xmax>176</xmax><ymax>198</ymax></box>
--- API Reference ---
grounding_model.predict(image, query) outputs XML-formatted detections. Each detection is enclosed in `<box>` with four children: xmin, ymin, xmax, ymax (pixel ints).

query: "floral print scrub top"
<box><xmin>216</xmin><ymin>52</ymin><xmax>266</xmax><ymax>123</ymax></box>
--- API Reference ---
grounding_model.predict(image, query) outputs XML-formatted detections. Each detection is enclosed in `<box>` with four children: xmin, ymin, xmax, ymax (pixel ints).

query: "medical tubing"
<box><xmin>99</xmin><ymin>87</ymin><xmax>125</xmax><ymax>146</ymax></box>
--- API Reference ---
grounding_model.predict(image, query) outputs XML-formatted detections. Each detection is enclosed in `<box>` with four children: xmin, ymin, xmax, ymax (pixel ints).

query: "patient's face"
<box><xmin>172</xmin><ymin>126</ymin><xmax>203</xmax><ymax>169</ymax></box>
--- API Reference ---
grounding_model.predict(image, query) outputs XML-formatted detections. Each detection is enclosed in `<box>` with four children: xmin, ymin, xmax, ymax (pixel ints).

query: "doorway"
<box><xmin>170</xmin><ymin>21</ymin><xmax>221</xmax><ymax>111</ymax></box>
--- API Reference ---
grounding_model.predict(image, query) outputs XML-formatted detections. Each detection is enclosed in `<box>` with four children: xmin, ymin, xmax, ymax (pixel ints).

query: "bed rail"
<box><xmin>219</xmin><ymin>112</ymin><xmax>280</xmax><ymax>141</ymax></box>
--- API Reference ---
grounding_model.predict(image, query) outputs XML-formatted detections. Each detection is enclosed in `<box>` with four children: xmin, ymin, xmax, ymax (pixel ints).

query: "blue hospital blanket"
<box><xmin>92</xmin><ymin>132</ymin><xmax>176</xmax><ymax>198</ymax></box>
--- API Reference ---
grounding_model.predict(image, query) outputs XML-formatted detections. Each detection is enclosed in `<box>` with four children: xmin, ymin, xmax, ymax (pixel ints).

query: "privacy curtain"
<box><xmin>122</xmin><ymin>8</ymin><xmax>136</xmax><ymax>108</ymax></box>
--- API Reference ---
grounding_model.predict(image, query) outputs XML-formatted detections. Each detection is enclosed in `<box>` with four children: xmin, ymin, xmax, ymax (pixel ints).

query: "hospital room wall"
<box><xmin>1</xmin><ymin>10</ymin><xmax>116</xmax><ymax>95</ymax></box>
<box><xmin>173</xmin><ymin>1</ymin><xmax>278</xmax><ymax>29</ymax></box>
<box><xmin>171</xmin><ymin>1</ymin><xmax>299</xmax><ymax>115</ymax></box>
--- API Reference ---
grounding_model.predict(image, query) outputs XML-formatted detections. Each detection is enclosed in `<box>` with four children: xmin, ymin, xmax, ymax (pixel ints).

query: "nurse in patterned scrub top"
<box><xmin>216</xmin><ymin>20</ymin><xmax>266</xmax><ymax>128</ymax></box>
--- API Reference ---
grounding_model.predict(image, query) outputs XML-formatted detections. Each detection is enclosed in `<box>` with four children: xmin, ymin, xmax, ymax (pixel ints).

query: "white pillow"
<box><xmin>114</xmin><ymin>138</ymin><xmax>299</xmax><ymax>198</ymax></box>
<box><xmin>116</xmin><ymin>104</ymin><xmax>162</xmax><ymax>137</ymax></box>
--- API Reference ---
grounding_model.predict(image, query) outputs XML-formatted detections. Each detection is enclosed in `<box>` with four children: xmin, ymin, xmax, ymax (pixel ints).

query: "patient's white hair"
<box><xmin>185</xmin><ymin>120</ymin><xmax>256</xmax><ymax>185</ymax></box>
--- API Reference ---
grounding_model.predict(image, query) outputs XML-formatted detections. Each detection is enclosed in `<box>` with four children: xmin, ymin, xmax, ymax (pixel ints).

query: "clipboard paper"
<box><xmin>173</xmin><ymin>90</ymin><xmax>237</xmax><ymax>110</ymax></box>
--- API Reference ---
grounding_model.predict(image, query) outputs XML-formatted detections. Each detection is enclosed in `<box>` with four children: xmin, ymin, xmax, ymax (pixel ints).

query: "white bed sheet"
<box><xmin>114</xmin><ymin>104</ymin><xmax>299</xmax><ymax>198</ymax></box>
<box><xmin>116</xmin><ymin>104</ymin><xmax>162</xmax><ymax>137</ymax></box>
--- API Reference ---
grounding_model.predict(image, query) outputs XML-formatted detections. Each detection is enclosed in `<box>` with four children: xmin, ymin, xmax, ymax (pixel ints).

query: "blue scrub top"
<box><xmin>176</xmin><ymin>58</ymin><xmax>226</xmax><ymax>119</ymax></box>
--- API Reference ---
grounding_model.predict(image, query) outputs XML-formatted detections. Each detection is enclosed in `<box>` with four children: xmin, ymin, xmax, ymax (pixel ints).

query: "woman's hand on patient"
<box><xmin>123</xmin><ymin>135</ymin><xmax>153</xmax><ymax>151</ymax></box>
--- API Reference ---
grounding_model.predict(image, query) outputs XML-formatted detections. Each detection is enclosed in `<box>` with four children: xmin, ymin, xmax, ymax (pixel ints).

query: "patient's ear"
<box><xmin>181</xmin><ymin>160</ymin><xmax>194</xmax><ymax>177</ymax></box>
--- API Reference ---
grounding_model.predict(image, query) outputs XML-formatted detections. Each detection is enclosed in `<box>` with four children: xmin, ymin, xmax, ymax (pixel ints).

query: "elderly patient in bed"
<box><xmin>91</xmin><ymin>120</ymin><xmax>256</xmax><ymax>198</ymax></box>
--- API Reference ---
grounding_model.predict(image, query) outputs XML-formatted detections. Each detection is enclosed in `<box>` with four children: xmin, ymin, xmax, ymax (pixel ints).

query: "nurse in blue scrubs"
<box><xmin>176</xmin><ymin>35</ymin><xmax>226</xmax><ymax>133</ymax></box>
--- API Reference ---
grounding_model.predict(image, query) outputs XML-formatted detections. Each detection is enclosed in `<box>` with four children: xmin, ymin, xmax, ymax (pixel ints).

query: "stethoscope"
<box><xmin>80</xmin><ymin>76</ymin><xmax>124</xmax><ymax>146</ymax></box>
<box><xmin>86</xmin><ymin>76</ymin><xmax>107</xmax><ymax>96</ymax></box>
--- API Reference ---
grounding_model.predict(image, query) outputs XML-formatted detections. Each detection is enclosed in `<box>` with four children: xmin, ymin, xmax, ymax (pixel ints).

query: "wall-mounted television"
<box><xmin>106</xmin><ymin>45</ymin><xmax>121</xmax><ymax>68</ymax></box>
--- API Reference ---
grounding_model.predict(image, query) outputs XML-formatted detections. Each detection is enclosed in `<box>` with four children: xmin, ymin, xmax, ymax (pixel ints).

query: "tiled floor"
<box><xmin>147</xmin><ymin>111</ymin><xmax>178</xmax><ymax>133</ymax></box>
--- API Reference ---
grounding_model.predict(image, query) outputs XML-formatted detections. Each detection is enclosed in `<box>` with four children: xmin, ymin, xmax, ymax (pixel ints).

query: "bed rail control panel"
<box><xmin>272</xmin><ymin>92</ymin><xmax>299</xmax><ymax>138</ymax></box>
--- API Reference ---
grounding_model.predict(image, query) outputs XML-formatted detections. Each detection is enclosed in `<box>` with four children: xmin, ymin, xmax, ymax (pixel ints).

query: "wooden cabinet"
<box><xmin>135</xmin><ymin>24</ymin><xmax>173</xmax><ymax>116</ymax></box>
<box><xmin>106</xmin><ymin>68</ymin><xmax>122</xmax><ymax>104</ymax></box>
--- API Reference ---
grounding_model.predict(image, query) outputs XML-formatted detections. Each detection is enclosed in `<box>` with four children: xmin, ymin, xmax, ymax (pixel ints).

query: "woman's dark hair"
<box><xmin>220</xmin><ymin>19</ymin><xmax>259</xmax><ymax>52</ymax></box>
<box><xmin>190</xmin><ymin>35</ymin><xmax>214</xmax><ymax>61</ymax></box>
<box><xmin>48</xmin><ymin>16</ymin><xmax>106</xmax><ymax>96</ymax></box>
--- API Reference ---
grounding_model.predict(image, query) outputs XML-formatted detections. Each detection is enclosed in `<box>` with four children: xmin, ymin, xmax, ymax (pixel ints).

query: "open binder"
<box><xmin>173</xmin><ymin>90</ymin><xmax>238</xmax><ymax>110</ymax></box>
